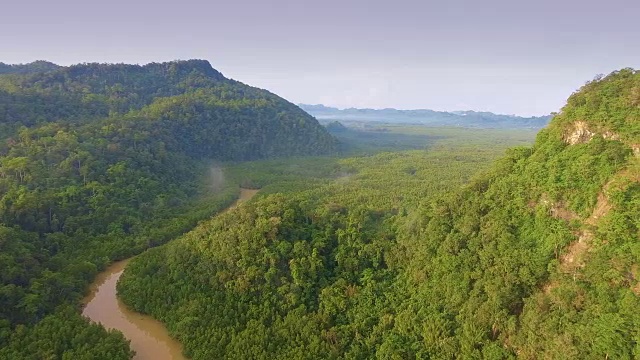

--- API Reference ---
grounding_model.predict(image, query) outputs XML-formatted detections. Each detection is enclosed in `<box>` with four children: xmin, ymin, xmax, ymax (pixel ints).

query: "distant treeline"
<box><xmin>301</xmin><ymin>103</ymin><xmax>551</xmax><ymax>129</ymax></box>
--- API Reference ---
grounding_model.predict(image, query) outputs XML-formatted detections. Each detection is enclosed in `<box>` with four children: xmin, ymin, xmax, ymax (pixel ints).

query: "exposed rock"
<box><xmin>558</xmin><ymin>179</ymin><xmax>613</xmax><ymax>274</ymax></box>
<box><xmin>550</xmin><ymin>203</ymin><xmax>580</xmax><ymax>222</ymax></box>
<box><xmin>560</xmin><ymin>230</ymin><xmax>590</xmax><ymax>272</ymax></box>
<box><xmin>563</xmin><ymin>121</ymin><xmax>629</xmax><ymax>148</ymax></box>
<box><xmin>603</xmin><ymin>131</ymin><xmax>621</xmax><ymax>141</ymax></box>
<box><xmin>539</xmin><ymin>193</ymin><xmax>580</xmax><ymax>222</ymax></box>
<box><xmin>586</xmin><ymin>192</ymin><xmax>612</xmax><ymax>226</ymax></box>
<box><xmin>564</xmin><ymin>121</ymin><xmax>595</xmax><ymax>145</ymax></box>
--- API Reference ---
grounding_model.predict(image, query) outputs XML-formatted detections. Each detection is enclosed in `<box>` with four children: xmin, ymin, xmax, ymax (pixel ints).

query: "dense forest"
<box><xmin>1</xmin><ymin>59</ymin><xmax>637</xmax><ymax>359</ymax></box>
<box><xmin>0</xmin><ymin>60</ymin><xmax>337</xmax><ymax>358</ymax></box>
<box><xmin>119</xmin><ymin>69</ymin><xmax>640</xmax><ymax>359</ymax></box>
<box><xmin>0</xmin><ymin>61</ymin><xmax>60</xmax><ymax>75</ymax></box>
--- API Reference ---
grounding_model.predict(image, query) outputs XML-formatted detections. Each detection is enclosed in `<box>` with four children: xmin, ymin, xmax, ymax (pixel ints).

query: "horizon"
<box><xmin>2</xmin><ymin>57</ymin><xmax>558</xmax><ymax>116</ymax></box>
<box><xmin>297</xmin><ymin>102</ymin><xmax>553</xmax><ymax>117</ymax></box>
<box><xmin>0</xmin><ymin>58</ymin><xmax>559</xmax><ymax>116</ymax></box>
<box><xmin>0</xmin><ymin>58</ymin><xmax>618</xmax><ymax>118</ymax></box>
<box><xmin>3</xmin><ymin>0</ymin><xmax>638</xmax><ymax>117</ymax></box>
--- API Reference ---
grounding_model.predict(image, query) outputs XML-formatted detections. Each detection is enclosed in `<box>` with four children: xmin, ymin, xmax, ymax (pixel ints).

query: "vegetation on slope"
<box><xmin>0</xmin><ymin>60</ymin><xmax>338</xmax><ymax>156</ymax></box>
<box><xmin>118</xmin><ymin>143</ymin><xmax>529</xmax><ymax>359</ymax></box>
<box><xmin>120</xmin><ymin>69</ymin><xmax>639</xmax><ymax>359</ymax></box>
<box><xmin>0</xmin><ymin>60</ymin><xmax>337</xmax><ymax>358</ymax></box>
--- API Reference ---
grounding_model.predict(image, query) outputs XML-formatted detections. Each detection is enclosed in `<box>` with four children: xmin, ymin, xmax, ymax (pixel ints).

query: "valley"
<box><xmin>0</xmin><ymin>61</ymin><xmax>637</xmax><ymax>360</ymax></box>
<box><xmin>82</xmin><ymin>188</ymin><xmax>259</xmax><ymax>360</ymax></box>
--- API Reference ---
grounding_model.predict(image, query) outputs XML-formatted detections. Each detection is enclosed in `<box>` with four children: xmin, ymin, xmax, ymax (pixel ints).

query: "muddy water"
<box><xmin>83</xmin><ymin>188</ymin><xmax>259</xmax><ymax>359</ymax></box>
<box><xmin>82</xmin><ymin>259</ymin><xmax>184</xmax><ymax>360</ymax></box>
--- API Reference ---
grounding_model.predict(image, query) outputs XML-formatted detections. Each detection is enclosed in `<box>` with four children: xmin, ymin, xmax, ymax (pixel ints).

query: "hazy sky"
<box><xmin>2</xmin><ymin>0</ymin><xmax>639</xmax><ymax>116</ymax></box>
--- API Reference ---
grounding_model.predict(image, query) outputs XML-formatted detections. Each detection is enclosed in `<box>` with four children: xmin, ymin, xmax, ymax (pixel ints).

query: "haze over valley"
<box><xmin>1</xmin><ymin>1</ymin><xmax>639</xmax><ymax>359</ymax></box>
<box><xmin>299</xmin><ymin>104</ymin><xmax>552</xmax><ymax>129</ymax></box>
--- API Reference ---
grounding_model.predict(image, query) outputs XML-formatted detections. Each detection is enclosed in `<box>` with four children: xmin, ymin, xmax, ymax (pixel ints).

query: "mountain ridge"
<box><xmin>0</xmin><ymin>59</ymin><xmax>338</xmax><ymax>358</ymax></box>
<box><xmin>299</xmin><ymin>103</ymin><xmax>552</xmax><ymax>129</ymax></box>
<box><xmin>0</xmin><ymin>60</ymin><xmax>60</xmax><ymax>75</ymax></box>
<box><xmin>0</xmin><ymin>59</ymin><xmax>338</xmax><ymax>159</ymax></box>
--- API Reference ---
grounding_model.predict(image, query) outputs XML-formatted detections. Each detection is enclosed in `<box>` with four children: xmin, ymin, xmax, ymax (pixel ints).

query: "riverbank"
<box><xmin>82</xmin><ymin>188</ymin><xmax>259</xmax><ymax>359</ymax></box>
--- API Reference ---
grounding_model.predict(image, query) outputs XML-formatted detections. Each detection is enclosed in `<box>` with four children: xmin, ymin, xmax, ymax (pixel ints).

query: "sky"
<box><xmin>2</xmin><ymin>0</ymin><xmax>639</xmax><ymax>116</ymax></box>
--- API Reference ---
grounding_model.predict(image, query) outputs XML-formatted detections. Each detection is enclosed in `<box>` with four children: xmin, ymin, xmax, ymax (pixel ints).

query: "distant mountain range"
<box><xmin>299</xmin><ymin>104</ymin><xmax>552</xmax><ymax>129</ymax></box>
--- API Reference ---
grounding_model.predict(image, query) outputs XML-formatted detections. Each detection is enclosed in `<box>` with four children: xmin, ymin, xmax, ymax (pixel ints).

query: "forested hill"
<box><xmin>0</xmin><ymin>60</ymin><xmax>337</xmax><ymax>358</ymax></box>
<box><xmin>0</xmin><ymin>61</ymin><xmax>60</xmax><ymax>75</ymax></box>
<box><xmin>119</xmin><ymin>69</ymin><xmax>639</xmax><ymax>359</ymax></box>
<box><xmin>0</xmin><ymin>60</ymin><xmax>338</xmax><ymax>158</ymax></box>
<box><xmin>299</xmin><ymin>103</ymin><xmax>552</xmax><ymax>129</ymax></box>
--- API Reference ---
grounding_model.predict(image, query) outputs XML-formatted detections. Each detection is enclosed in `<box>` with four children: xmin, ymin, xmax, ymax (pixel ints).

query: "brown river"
<box><xmin>82</xmin><ymin>188</ymin><xmax>259</xmax><ymax>359</ymax></box>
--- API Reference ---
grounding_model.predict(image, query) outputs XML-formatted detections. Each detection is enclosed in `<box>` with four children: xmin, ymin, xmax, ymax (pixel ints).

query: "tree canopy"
<box><xmin>0</xmin><ymin>60</ymin><xmax>337</xmax><ymax>358</ymax></box>
<box><xmin>120</xmin><ymin>69</ymin><xmax>640</xmax><ymax>359</ymax></box>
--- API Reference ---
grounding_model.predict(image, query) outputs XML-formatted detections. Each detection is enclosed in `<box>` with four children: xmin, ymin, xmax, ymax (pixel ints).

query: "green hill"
<box><xmin>0</xmin><ymin>60</ymin><xmax>337</xmax><ymax>158</ymax></box>
<box><xmin>0</xmin><ymin>61</ymin><xmax>60</xmax><ymax>75</ymax></box>
<box><xmin>119</xmin><ymin>69</ymin><xmax>639</xmax><ymax>359</ymax></box>
<box><xmin>0</xmin><ymin>60</ymin><xmax>337</xmax><ymax>358</ymax></box>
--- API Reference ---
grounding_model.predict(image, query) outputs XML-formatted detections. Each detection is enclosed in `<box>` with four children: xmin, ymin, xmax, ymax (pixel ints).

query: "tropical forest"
<box><xmin>0</xmin><ymin>60</ymin><xmax>638</xmax><ymax>360</ymax></box>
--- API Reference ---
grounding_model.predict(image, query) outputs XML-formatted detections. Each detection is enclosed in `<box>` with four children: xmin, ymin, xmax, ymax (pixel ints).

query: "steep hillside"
<box><xmin>0</xmin><ymin>60</ymin><xmax>337</xmax><ymax>358</ymax></box>
<box><xmin>120</xmin><ymin>69</ymin><xmax>639</xmax><ymax>359</ymax></box>
<box><xmin>0</xmin><ymin>60</ymin><xmax>338</xmax><ymax>158</ymax></box>
<box><xmin>372</xmin><ymin>69</ymin><xmax>639</xmax><ymax>358</ymax></box>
